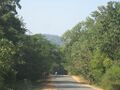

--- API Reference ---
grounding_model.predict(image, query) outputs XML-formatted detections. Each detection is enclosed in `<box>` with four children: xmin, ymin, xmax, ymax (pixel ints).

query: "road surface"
<box><xmin>47</xmin><ymin>75</ymin><xmax>95</xmax><ymax>90</ymax></box>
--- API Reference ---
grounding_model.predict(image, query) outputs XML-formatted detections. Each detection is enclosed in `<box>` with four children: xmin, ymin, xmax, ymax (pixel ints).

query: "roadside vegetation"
<box><xmin>0</xmin><ymin>0</ymin><xmax>120</xmax><ymax>90</ymax></box>
<box><xmin>0</xmin><ymin>0</ymin><xmax>62</xmax><ymax>90</ymax></box>
<box><xmin>62</xmin><ymin>1</ymin><xmax>120</xmax><ymax>90</ymax></box>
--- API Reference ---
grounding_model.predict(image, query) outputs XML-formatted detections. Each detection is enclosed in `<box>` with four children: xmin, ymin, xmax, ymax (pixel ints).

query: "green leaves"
<box><xmin>0</xmin><ymin>39</ymin><xmax>17</xmax><ymax>90</ymax></box>
<box><xmin>0</xmin><ymin>39</ymin><xmax>15</xmax><ymax>65</ymax></box>
<box><xmin>62</xmin><ymin>1</ymin><xmax>120</xmax><ymax>89</ymax></box>
<box><xmin>0</xmin><ymin>0</ymin><xmax>21</xmax><ymax>14</ymax></box>
<box><xmin>0</xmin><ymin>0</ymin><xmax>63</xmax><ymax>89</ymax></box>
<box><xmin>102</xmin><ymin>65</ymin><xmax>120</xmax><ymax>90</ymax></box>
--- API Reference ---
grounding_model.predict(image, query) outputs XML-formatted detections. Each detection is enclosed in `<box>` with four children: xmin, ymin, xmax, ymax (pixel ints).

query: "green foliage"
<box><xmin>62</xmin><ymin>1</ymin><xmax>120</xmax><ymax>89</ymax></box>
<box><xmin>0</xmin><ymin>0</ymin><xmax>26</xmax><ymax>43</ymax></box>
<box><xmin>102</xmin><ymin>66</ymin><xmax>120</xmax><ymax>90</ymax></box>
<box><xmin>91</xmin><ymin>1</ymin><xmax>120</xmax><ymax>60</ymax></box>
<box><xmin>1</xmin><ymin>0</ymin><xmax>120</xmax><ymax>89</ymax></box>
<box><xmin>0</xmin><ymin>0</ymin><xmax>21</xmax><ymax>15</ymax></box>
<box><xmin>90</xmin><ymin>50</ymin><xmax>106</xmax><ymax>83</ymax></box>
<box><xmin>0</xmin><ymin>39</ymin><xmax>16</xmax><ymax>90</ymax></box>
<box><xmin>15</xmin><ymin>35</ymin><xmax>60</xmax><ymax>81</ymax></box>
<box><xmin>0</xmin><ymin>0</ymin><xmax>62</xmax><ymax>90</ymax></box>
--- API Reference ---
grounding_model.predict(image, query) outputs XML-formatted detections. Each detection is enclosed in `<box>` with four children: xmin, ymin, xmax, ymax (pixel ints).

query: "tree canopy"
<box><xmin>0</xmin><ymin>0</ymin><xmax>63</xmax><ymax>90</ymax></box>
<box><xmin>62</xmin><ymin>1</ymin><xmax>120</xmax><ymax>90</ymax></box>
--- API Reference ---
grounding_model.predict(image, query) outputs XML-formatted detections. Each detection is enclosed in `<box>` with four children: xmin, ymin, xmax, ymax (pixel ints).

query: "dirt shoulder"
<box><xmin>71</xmin><ymin>75</ymin><xmax>104</xmax><ymax>90</ymax></box>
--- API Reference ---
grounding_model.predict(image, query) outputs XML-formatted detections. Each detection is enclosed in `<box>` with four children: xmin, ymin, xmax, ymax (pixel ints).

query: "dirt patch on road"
<box><xmin>72</xmin><ymin>76</ymin><xmax>104</xmax><ymax>90</ymax></box>
<box><xmin>72</xmin><ymin>75</ymin><xmax>90</xmax><ymax>84</ymax></box>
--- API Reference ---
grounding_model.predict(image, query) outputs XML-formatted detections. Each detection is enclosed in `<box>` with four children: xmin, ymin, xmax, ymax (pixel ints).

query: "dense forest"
<box><xmin>0</xmin><ymin>0</ymin><xmax>62</xmax><ymax>90</ymax></box>
<box><xmin>62</xmin><ymin>1</ymin><xmax>120</xmax><ymax>90</ymax></box>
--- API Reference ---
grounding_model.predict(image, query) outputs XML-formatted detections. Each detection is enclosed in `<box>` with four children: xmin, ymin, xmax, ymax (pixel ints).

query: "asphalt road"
<box><xmin>48</xmin><ymin>75</ymin><xmax>95</xmax><ymax>90</ymax></box>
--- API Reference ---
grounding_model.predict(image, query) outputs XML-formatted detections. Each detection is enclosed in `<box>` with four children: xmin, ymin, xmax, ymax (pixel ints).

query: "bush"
<box><xmin>14</xmin><ymin>79</ymin><xmax>32</xmax><ymax>90</ymax></box>
<box><xmin>89</xmin><ymin>50</ymin><xmax>106</xmax><ymax>83</ymax></box>
<box><xmin>0</xmin><ymin>75</ymin><xmax>4</xmax><ymax>89</ymax></box>
<box><xmin>102</xmin><ymin>65</ymin><xmax>120</xmax><ymax>90</ymax></box>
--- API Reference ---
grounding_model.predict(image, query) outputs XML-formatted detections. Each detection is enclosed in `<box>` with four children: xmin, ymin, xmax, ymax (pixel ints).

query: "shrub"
<box><xmin>102</xmin><ymin>65</ymin><xmax>120</xmax><ymax>90</ymax></box>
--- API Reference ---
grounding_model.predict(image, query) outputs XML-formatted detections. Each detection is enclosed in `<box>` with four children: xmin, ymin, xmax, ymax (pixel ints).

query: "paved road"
<box><xmin>48</xmin><ymin>75</ymin><xmax>95</xmax><ymax>90</ymax></box>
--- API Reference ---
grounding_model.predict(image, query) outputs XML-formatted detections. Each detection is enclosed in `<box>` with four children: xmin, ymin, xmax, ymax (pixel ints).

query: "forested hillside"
<box><xmin>43</xmin><ymin>34</ymin><xmax>63</xmax><ymax>45</ymax></box>
<box><xmin>62</xmin><ymin>1</ymin><xmax>120</xmax><ymax>90</ymax></box>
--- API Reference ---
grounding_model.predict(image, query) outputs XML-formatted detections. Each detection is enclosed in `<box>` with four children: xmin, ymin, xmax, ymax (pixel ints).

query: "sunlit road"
<box><xmin>47</xmin><ymin>75</ymin><xmax>95</xmax><ymax>90</ymax></box>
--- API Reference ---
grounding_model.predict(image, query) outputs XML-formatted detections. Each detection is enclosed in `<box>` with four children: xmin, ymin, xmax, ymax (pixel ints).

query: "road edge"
<box><xmin>42</xmin><ymin>76</ymin><xmax>56</xmax><ymax>90</ymax></box>
<box><xmin>71</xmin><ymin>75</ymin><xmax>104</xmax><ymax>90</ymax></box>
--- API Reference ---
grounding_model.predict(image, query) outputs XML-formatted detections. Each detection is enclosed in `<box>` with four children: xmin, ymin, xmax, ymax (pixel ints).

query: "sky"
<box><xmin>18</xmin><ymin>0</ymin><xmax>119</xmax><ymax>36</ymax></box>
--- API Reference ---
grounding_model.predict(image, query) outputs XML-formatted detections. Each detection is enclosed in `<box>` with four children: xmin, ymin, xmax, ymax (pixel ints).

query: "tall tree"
<box><xmin>0</xmin><ymin>0</ymin><xmax>26</xmax><ymax>43</ymax></box>
<box><xmin>62</xmin><ymin>1</ymin><xmax>120</xmax><ymax>90</ymax></box>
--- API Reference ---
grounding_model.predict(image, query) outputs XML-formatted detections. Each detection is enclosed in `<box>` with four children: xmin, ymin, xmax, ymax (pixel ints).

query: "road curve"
<box><xmin>46</xmin><ymin>75</ymin><xmax>95</xmax><ymax>90</ymax></box>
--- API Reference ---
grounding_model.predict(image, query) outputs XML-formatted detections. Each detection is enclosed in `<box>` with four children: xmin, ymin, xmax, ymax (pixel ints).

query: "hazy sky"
<box><xmin>18</xmin><ymin>0</ymin><xmax>119</xmax><ymax>36</ymax></box>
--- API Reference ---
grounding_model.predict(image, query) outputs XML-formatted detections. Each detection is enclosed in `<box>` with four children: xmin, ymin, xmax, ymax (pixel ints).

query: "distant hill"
<box><xmin>43</xmin><ymin>34</ymin><xmax>63</xmax><ymax>46</ymax></box>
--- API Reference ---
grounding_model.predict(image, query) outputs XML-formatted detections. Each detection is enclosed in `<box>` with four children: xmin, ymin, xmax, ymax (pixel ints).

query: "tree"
<box><xmin>0</xmin><ymin>39</ymin><xmax>16</xmax><ymax>89</ymax></box>
<box><xmin>0</xmin><ymin>0</ymin><xmax>26</xmax><ymax>43</ymax></box>
<box><xmin>62</xmin><ymin>1</ymin><xmax>120</xmax><ymax>89</ymax></box>
<box><xmin>91</xmin><ymin>1</ymin><xmax>120</xmax><ymax>60</ymax></box>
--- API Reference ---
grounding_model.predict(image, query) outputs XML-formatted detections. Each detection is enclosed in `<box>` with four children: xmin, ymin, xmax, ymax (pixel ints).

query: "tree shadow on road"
<box><xmin>46</xmin><ymin>81</ymin><xmax>92</xmax><ymax>89</ymax></box>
